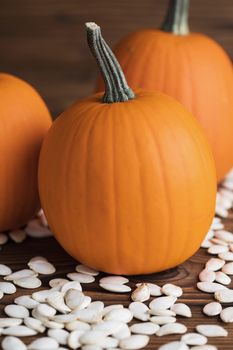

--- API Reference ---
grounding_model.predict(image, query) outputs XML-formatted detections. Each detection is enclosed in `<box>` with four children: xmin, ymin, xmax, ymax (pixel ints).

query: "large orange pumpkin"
<box><xmin>0</xmin><ymin>74</ymin><xmax>52</xmax><ymax>231</ymax></box>
<box><xmin>39</xmin><ymin>22</ymin><xmax>216</xmax><ymax>275</ymax></box>
<box><xmin>96</xmin><ymin>0</ymin><xmax>233</xmax><ymax>182</ymax></box>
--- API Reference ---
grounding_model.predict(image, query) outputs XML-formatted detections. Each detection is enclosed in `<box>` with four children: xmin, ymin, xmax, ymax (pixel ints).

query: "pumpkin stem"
<box><xmin>86</xmin><ymin>22</ymin><xmax>135</xmax><ymax>103</ymax></box>
<box><xmin>161</xmin><ymin>0</ymin><xmax>190</xmax><ymax>35</ymax></box>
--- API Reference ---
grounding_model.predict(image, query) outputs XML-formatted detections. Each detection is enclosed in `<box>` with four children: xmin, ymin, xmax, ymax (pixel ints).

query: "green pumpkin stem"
<box><xmin>161</xmin><ymin>0</ymin><xmax>190</xmax><ymax>35</ymax></box>
<box><xmin>86</xmin><ymin>22</ymin><xmax>135</xmax><ymax>103</ymax></box>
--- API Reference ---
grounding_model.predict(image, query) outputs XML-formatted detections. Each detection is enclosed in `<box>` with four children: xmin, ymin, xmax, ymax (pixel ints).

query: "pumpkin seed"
<box><xmin>68</xmin><ymin>330</ymin><xmax>85</xmax><ymax>349</ymax></box>
<box><xmin>47</xmin><ymin>291</ymin><xmax>71</xmax><ymax>313</ymax></box>
<box><xmin>130</xmin><ymin>322</ymin><xmax>159</xmax><ymax>335</ymax></box>
<box><xmin>75</xmin><ymin>264</ymin><xmax>99</xmax><ymax>276</ymax></box>
<box><xmin>196</xmin><ymin>324</ymin><xmax>228</xmax><ymax>337</ymax></box>
<box><xmin>67</xmin><ymin>272</ymin><xmax>95</xmax><ymax>283</ymax></box>
<box><xmin>32</xmin><ymin>289</ymin><xmax>54</xmax><ymax>302</ymax></box>
<box><xmin>99</xmin><ymin>276</ymin><xmax>129</xmax><ymax>285</ymax></box>
<box><xmin>197</xmin><ymin>281</ymin><xmax>227</xmax><ymax>293</ymax></box>
<box><xmin>36</xmin><ymin>303</ymin><xmax>57</xmax><ymax>318</ymax></box>
<box><xmin>142</xmin><ymin>282</ymin><xmax>162</xmax><ymax>296</ymax></box>
<box><xmin>0</xmin><ymin>318</ymin><xmax>22</xmax><ymax>327</ymax></box>
<box><xmin>119</xmin><ymin>335</ymin><xmax>149</xmax><ymax>349</ymax></box>
<box><xmin>214</xmin><ymin>230</ymin><xmax>233</xmax><ymax>243</ymax></box>
<box><xmin>149</xmin><ymin>309</ymin><xmax>176</xmax><ymax>317</ymax></box>
<box><xmin>170</xmin><ymin>303</ymin><xmax>192</xmax><ymax>318</ymax></box>
<box><xmin>0</xmin><ymin>264</ymin><xmax>12</xmax><ymax>276</ymax></box>
<box><xmin>104</xmin><ymin>308</ymin><xmax>133</xmax><ymax>323</ymax></box>
<box><xmin>189</xmin><ymin>346</ymin><xmax>217</xmax><ymax>350</ymax></box>
<box><xmin>4</xmin><ymin>269</ymin><xmax>37</xmax><ymax>281</ymax></box>
<box><xmin>72</xmin><ymin>296</ymin><xmax>92</xmax><ymax>312</ymax></box>
<box><xmin>100</xmin><ymin>283</ymin><xmax>131</xmax><ymax>293</ymax></box>
<box><xmin>29</xmin><ymin>256</ymin><xmax>48</xmax><ymax>263</ymax></box>
<box><xmin>53</xmin><ymin>313</ymin><xmax>77</xmax><ymax>323</ymax></box>
<box><xmin>199</xmin><ymin>269</ymin><xmax>216</xmax><ymax>282</ymax></box>
<box><xmin>156</xmin><ymin>323</ymin><xmax>187</xmax><ymax>336</ymax></box>
<box><xmin>215</xmin><ymin>205</ymin><xmax>228</xmax><ymax>218</ymax></box>
<box><xmin>4</xmin><ymin>304</ymin><xmax>29</xmax><ymax>318</ymax></box>
<box><xmin>2</xmin><ymin>336</ymin><xmax>26</xmax><ymax>350</ymax></box>
<box><xmin>0</xmin><ymin>281</ymin><xmax>16</xmax><ymax>294</ymax></box>
<box><xmin>210</xmin><ymin>238</ymin><xmax>228</xmax><ymax>246</ymax></box>
<box><xmin>150</xmin><ymin>316</ymin><xmax>176</xmax><ymax>325</ymax></box>
<box><xmin>220</xmin><ymin>306</ymin><xmax>233</xmax><ymax>323</ymax></box>
<box><xmin>65</xmin><ymin>320</ymin><xmax>91</xmax><ymax>332</ymax></box>
<box><xmin>48</xmin><ymin>329</ymin><xmax>69</xmax><ymax>345</ymax></box>
<box><xmin>0</xmin><ymin>232</ymin><xmax>8</xmax><ymax>245</ymax></box>
<box><xmin>205</xmin><ymin>258</ymin><xmax>225</xmax><ymax>271</ymax></box>
<box><xmin>73</xmin><ymin>308</ymin><xmax>102</xmax><ymax>324</ymax></box>
<box><xmin>161</xmin><ymin>284</ymin><xmax>183</xmax><ymax>297</ymax></box>
<box><xmin>131</xmin><ymin>284</ymin><xmax>150</xmax><ymax>302</ymax></box>
<box><xmin>181</xmin><ymin>333</ymin><xmax>207</xmax><ymax>345</ymax></box>
<box><xmin>219</xmin><ymin>251</ymin><xmax>233</xmax><ymax>261</ymax></box>
<box><xmin>208</xmin><ymin>245</ymin><xmax>228</xmax><ymax>254</ymax></box>
<box><xmin>215</xmin><ymin>271</ymin><xmax>231</xmax><ymax>285</ymax></box>
<box><xmin>214</xmin><ymin>288</ymin><xmax>233</xmax><ymax>303</ymax></box>
<box><xmin>102</xmin><ymin>304</ymin><xmax>124</xmax><ymax>316</ymax></box>
<box><xmin>43</xmin><ymin>319</ymin><xmax>64</xmax><ymax>329</ymax></box>
<box><xmin>113</xmin><ymin>323</ymin><xmax>131</xmax><ymax>340</ymax></box>
<box><xmin>201</xmin><ymin>239</ymin><xmax>213</xmax><ymax>249</ymax></box>
<box><xmin>149</xmin><ymin>296</ymin><xmax>177</xmax><ymax>311</ymax></box>
<box><xmin>158</xmin><ymin>341</ymin><xmax>189</xmax><ymax>350</ymax></box>
<box><xmin>81</xmin><ymin>346</ymin><xmax>102</xmax><ymax>350</ymax></box>
<box><xmin>222</xmin><ymin>262</ymin><xmax>233</xmax><ymax>274</ymax></box>
<box><xmin>14</xmin><ymin>295</ymin><xmax>39</xmax><ymax>309</ymax></box>
<box><xmin>92</xmin><ymin>320</ymin><xmax>123</xmax><ymax>335</ymax></box>
<box><xmin>60</xmin><ymin>281</ymin><xmax>82</xmax><ymax>293</ymax></box>
<box><xmin>37</xmin><ymin>209</ymin><xmax>48</xmax><ymax>227</ymax></box>
<box><xmin>203</xmin><ymin>302</ymin><xmax>222</xmax><ymax>316</ymax></box>
<box><xmin>24</xmin><ymin>317</ymin><xmax>45</xmax><ymax>333</ymax></box>
<box><xmin>128</xmin><ymin>302</ymin><xmax>149</xmax><ymax>321</ymax></box>
<box><xmin>100</xmin><ymin>336</ymin><xmax>118</xmax><ymax>348</ymax></box>
<box><xmin>9</xmin><ymin>230</ymin><xmax>27</xmax><ymax>243</ymax></box>
<box><xmin>14</xmin><ymin>276</ymin><xmax>41</xmax><ymax>289</ymax></box>
<box><xmin>28</xmin><ymin>337</ymin><xmax>59</xmax><ymax>349</ymax></box>
<box><xmin>79</xmin><ymin>330</ymin><xmax>106</xmax><ymax>345</ymax></box>
<box><xmin>25</xmin><ymin>219</ymin><xmax>52</xmax><ymax>238</ymax></box>
<box><xmin>2</xmin><ymin>325</ymin><xmax>37</xmax><ymax>336</ymax></box>
<box><xmin>28</xmin><ymin>260</ymin><xmax>56</xmax><ymax>274</ymax></box>
<box><xmin>49</xmin><ymin>278</ymin><xmax>69</xmax><ymax>290</ymax></box>
<box><xmin>65</xmin><ymin>289</ymin><xmax>85</xmax><ymax>310</ymax></box>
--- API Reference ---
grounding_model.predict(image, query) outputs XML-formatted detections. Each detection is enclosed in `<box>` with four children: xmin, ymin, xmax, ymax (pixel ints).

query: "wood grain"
<box><xmin>0</xmin><ymin>0</ymin><xmax>232</xmax><ymax>117</ymax></box>
<box><xmin>0</xmin><ymin>211</ymin><xmax>232</xmax><ymax>349</ymax></box>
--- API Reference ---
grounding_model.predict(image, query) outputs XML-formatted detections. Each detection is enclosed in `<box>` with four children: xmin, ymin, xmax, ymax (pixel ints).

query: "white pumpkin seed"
<box><xmin>25</xmin><ymin>220</ymin><xmax>52</xmax><ymax>238</ymax></box>
<box><xmin>68</xmin><ymin>330</ymin><xmax>85</xmax><ymax>349</ymax></box>
<box><xmin>32</xmin><ymin>289</ymin><xmax>54</xmax><ymax>302</ymax></box>
<box><xmin>4</xmin><ymin>305</ymin><xmax>29</xmax><ymax>318</ymax></box>
<box><xmin>28</xmin><ymin>337</ymin><xmax>59</xmax><ymax>349</ymax></box>
<box><xmin>215</xmin><ymin>205</ymin><xmax>228</xmax><ymax>218</ymax></box>
<box><xmin>214</xmin><ymin>230</ymin><xmax>233</xmax><ymax>243</ymax></box>
<box><xmin>215</xmin><ymin>271</ymin><xmax>231</xmax><ymax>285</ymax></box>
<box><xmin>29</xmin><ymin>256</ymin><xmax>48</xmax><ymax>263</ymax></box>
<box><xmin>205</xmin><ymin>258</ymin><xmax>225</xmax><ymax>271</ymax></box>
<box><xmin>28</xmin><ymin>260</ymin><xmax>56</xmax><ymax>275</ymax></box>
<box><xmin>0</xmin><ymin>232</ymin><xmax>8</xmax><ymax>245</ymax></box>
<box><xmin>158</xmin><ymin>341</ymin><xmax>189</xmax><ymax>350</ymax></box>
<box><xmin>53</xmin><ymin>313</ymin><xmax>77</xmax><ymax>323</ymax></box>
<box><xmin>9</xmin><ymin>230</ymin><xmax>27</xmax><ymax>243</ymax></box>
<box><xmin>149</xmin><ymin>309</ymin><xmax>176</xmax><ymax>317</ymax></box>
<box><xmin>196</xmin><ymin>324</ymin><xmax>228</xmax><ymax>337</ymax></box>
<box><xmin>100</xmin><ymin>283</ymin><xmax>131</xmax><ymax>293</ymax></box>
<box><xmin>214</xmin><ymin>288</ymin><xmax>233</xmax><ymax>303</ymax></box>
<box><xmin>161</xmin><ymin>283</ymin><xmax>183</xmax><ymax>297</ymax></box>
<box><xmin>43</xmin><ymin>319</ymin><xmax>64</xmax><ymax>329</ymax></box>
<box><xmin>104</xmin><ymin>308</ymin><xmax>133</xmax><ymax>323</ymax></box>
<box><xmin>201</xmin><ymin>239</ymin><xmax>213</xmax><ymax>249</ymax></box>
<box><xmin>156</xmin><ymin>323</ymin><xmax>187</xmax><ymax>336</ymax></box>
<box><xmin>92</xmin><ymin>320</ymin><xmax>124</xmax><ymax>335</ymax></box>
<box><xmin>2</xmin><ymin>325</ymin><xmax>37</xmax><ymax>336</ymax></box>
<box><xmin>219</xmin><ymin>251</ymin><xmax>233</xmax><ymax>261</ymax></box>
<box><xmin>72</xmin><ymin>296</ymin><xmax>92</xmax><ymax>312</ymax></box>
<box><xmin>149</xmin><ymin>296</ymin><xmax>177</xmax><ymax>311</ymax></box>
<box><xmin>47</xmin><ymin>291</ymin><xmax>71</xmax><ymax>313</ymax></box>
<box><xmin>60</xmin><ymin>281</ymin><xmax>82</xmax><ymax>293</ymax></box>
<box><xmin>113</xmin><ymin>323</ymin><xmax>131</xmax><ymax>340</ymax></box>
<box><xmin>130</xmin><ymin>322</ymin><xmax>159</xmax><ymax>335</ymax></box>
<box><xmin>99</xmin><ymin>276</ymin><xmax>129</xmax><ymax>285</ymax></box>
<box><xmin>140</xmin><ymin>282</ymin><xmax>162</xmax><ymax>296</ymax></box>
<box><xmin>210</xmin><ymin>238</ymin><xmax>228</xmax><ymax>246</ymax></box>
<box><xmin>36</xmin><ymin>303</ymin><xmax>57</xmax><ymax>318</ymax></box>
<box><xmin>24</xmin><ymin>317</ymin><xmax>45</xmax><ymax>333</ymax></box>
<box><xmin>14</xmin><ymin>277</ymin><xmax>41</xmax><ymax>289</ymax></box>
<box><xmin>100</xmin><ymin>336</ymin><xmax>118</xmax><ymax>348</ymax></box>
<box><xmin>220</xmin><ymin>306</ymin><xmax>233</xmax><ymax>323</ymax></box>
<box><xmin>203</xmin><ymin>302</ymin><xmax>222</xmax><ymax>316</ymax></box>
<box><xmin>65</xmin><ymin>320</ymin><xmax>91</xmax><ymax>332</ymax></box>
<box><xmin>189</xmin><ymin>346</ymin><xmax>217</xmax><ymax>350</ymax></box>
<box><xmin>170</xmin><ymin>303</ymin><xmax>192</xmax><ymax>317</ymax></box>
<box><xmin>0</xmin><ymin>264</ymin><xmax>12</xmax><ymax>276</ymax></box>
<box><xmin>65</xmin><ymin>289</ymin><xmax>85</xmax><ymax>310</ymax></box>
<box><xmin>2</xmin><ymin>336</ymin><xmax>26</xmax><ymax>350</ymax></box>
<box><xmin>131</xmin><ymin>283</ymin><xmax>150</xmax><ymax>302</ymax></box>
<box><xmin>128</xmin><ymin>302</ymin><xmax>149</xmax><ymax>321</ymax></box>
<box><xmin>73</xmin><ymin>308</ymin><xmax>102</xmax><ymax>324</ymax></box>
<box><xmin>75</xmin><ymin>264</ymin><xmax>99</xmax><ymax>276</ymax></box>
<box><xmin>199</xmin><ymin>269</ymin><xmax>216</xmax><ymax>283</ymax></box>
<box><xmin>79</xmin><ymin>330</ymin><xmax>106</xmax><ymax>345</ymax></box>
<box><xmin>150</xmin><ymin>316</ymin><xmax>176</xmax><ymax>325</ymax></box>
<box><xmin>0</xmin><ymin>282</ymin><xmax>16</xmax><ymax>294</ymax></box>
<box><xmin>49</xmin><ymin>278</ymin><xmax>69</xmax><ymax>290</ymax></box>
<box><xmin>208</xmin><ymin>245</ymin><xmax>228</xmax><ymax>254</ymax></box>
<box><xmin>181</xmin><ymin>333</ymin><xmax>207</xmax><ymax>345</ymax></box>
<box><xmin>222</xmin><ymin>262</ymin><xmax>233</xmax><ymax>274</ymax></box>
<box><xmin>81</xmin><ymin>346</ymin><xmax>102</xmax><ymax>350</ymax></box>
<box><xmin>67</xmin><ymin>272</ymin><xmax>95</xmax><ymax>283</ymax></box>
<box><xmin>88</xmin><ymin>301</ymin><xmax>104</xmax><ymax>313</ymax></box>
<box><xmin>119</xmin><ymin>335</ymin><xmax>149</xmax><ymax>349</ymax></box>
<box><xmin>102</xmin><ymin>304</ymin><xmax>124</xmax><ymax>316</ymax></box>
<box><xmin>4</xmin><ymin>269</ymin><xmax>37</xmax><ymax>281</ymax></box>
<box><xmin>197</xmin><ymin>281</ymin><xmax>227</xmax><ymax>293</ymax></box>
<box><xmin>0</xmin><ymin>318</ymin><xmax>22</xmax><ymax>327</ymax></box>
<box><xmin>48</xmin><ymin>329</ymin><xmax>69</xmax><ymax>345</ymax></box>
<box><xmin>37</xmin><ymin>209</ymin><xmax>48</xmax><ymax>227</ymax></box>
<box><xmin>14</xmin><ymin>295</ymin><xmax>39</xmax><ymax>309</ymax></box>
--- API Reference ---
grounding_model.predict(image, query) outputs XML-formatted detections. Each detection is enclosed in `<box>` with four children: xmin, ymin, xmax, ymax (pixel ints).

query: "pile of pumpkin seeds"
<box><xmin>0</xmin><ymin>170</ymin><xmax>232</xmax><ymax>349</ymax></box>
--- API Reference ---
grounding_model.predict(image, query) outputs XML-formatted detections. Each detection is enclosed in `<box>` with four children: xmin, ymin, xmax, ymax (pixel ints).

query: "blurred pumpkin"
<box><xmin>39</xmin><ymin>22</ymin><xmax>216</xmax><ymax>275</ymax></box>
<box><xmin>96</xmin><ymin>0</ymin><xmax>233</xmax><ymax>182</ymax></box>
<box><xmin>0</xmin><ymin>74</ymin><xmax>52</xmax><ymax>231</ymax></box>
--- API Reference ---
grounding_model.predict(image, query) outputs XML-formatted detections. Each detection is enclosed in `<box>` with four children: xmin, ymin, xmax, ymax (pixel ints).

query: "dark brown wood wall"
<box><xmin>0</xmin><ymin>0</ymin><xmax>232</xmax><ymax>117</ymax></box>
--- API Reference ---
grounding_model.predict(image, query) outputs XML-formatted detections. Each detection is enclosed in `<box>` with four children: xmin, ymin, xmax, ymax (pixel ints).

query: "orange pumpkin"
<box><xmin>0</xmin><ymin>74</ymin><xmax>52</xmax><ymax>231</ymax></box>
<box><xmin>39</xmin><ymin>22</ymin><xmax>216</xmax><ymax>275</ymax></box>
<box><xmin>96</xmin><ymin>0</ymin><xmax>233</xmax><ymax>182</ymax></box>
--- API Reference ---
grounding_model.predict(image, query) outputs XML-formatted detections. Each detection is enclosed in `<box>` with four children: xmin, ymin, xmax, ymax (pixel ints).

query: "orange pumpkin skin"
<box><xmin>39</xmin><ymin>89</ymin><xmax>216</xmax><ymax>275</ymax></box>
<box><xmin>97</xmin><ymin>31</ymin><xmax>233</xmax><ymax>182</ymax></box>
<box><xmin>0</xmin><ymin>73</ymin><xmax>52</xmax><ymax>231</ymax></box>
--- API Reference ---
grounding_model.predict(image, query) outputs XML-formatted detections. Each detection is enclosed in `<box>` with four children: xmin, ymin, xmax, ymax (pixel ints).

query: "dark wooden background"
<box><xmin>0</xmin><ymin>0</ymin><xmax>232</xmax><ymax>118</ymax></box>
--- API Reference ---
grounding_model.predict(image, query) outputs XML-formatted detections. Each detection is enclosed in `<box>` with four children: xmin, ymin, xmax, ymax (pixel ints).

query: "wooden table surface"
<box><xmin>0</xmin><ymin>211</ymin><xmax>232</xmax><ymax>349</ymax></box>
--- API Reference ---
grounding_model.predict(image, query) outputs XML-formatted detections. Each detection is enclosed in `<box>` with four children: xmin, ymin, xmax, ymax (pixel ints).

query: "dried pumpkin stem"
<box><xmin>86</xmin><ymin>22</ymin><xmax>135</xmax><ymax>103</ymax></box>
<box><xmin>161</xmin><ymin>0</ymin><xmax>190</xmax><ymax>35</ymax></box>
